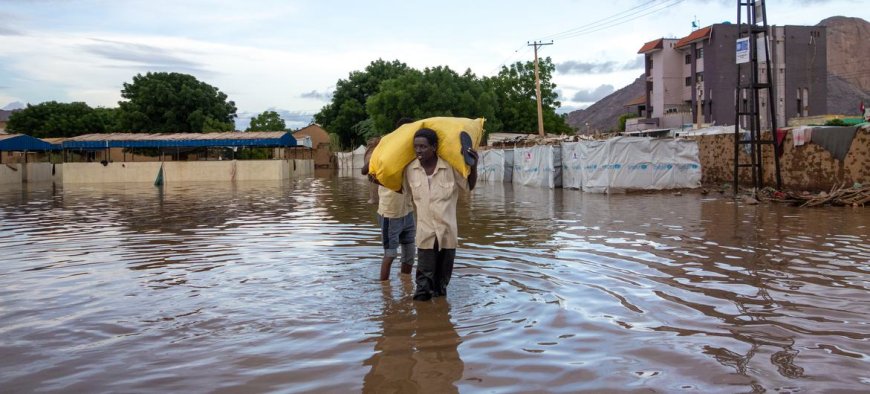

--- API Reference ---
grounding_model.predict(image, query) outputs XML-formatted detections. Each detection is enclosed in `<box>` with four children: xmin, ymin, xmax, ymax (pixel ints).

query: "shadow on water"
<box><xmin>362</xmin><ymin>276</ymin><xmax>463</xmax><ymax>393</ymax></box>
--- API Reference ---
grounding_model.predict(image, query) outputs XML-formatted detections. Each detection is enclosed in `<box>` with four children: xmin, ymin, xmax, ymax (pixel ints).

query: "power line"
<box><xmin>489</xmin><ymin>45</ymin><xmax>531</xmax><ymax>75</ymax></box>
<box><xmin>538</xmin><ymin>0</ymin><xmax>666</xmax><ymax>41</ymax></box>
<box><xmin>488</xmin><ymin>0</ymin><xmax>683</xmax><ymax>74</ymax></box>
<box><xmin>545</xmin><ymin>0</ymin><xmax>685</xmax><ymax>42</ymax></box>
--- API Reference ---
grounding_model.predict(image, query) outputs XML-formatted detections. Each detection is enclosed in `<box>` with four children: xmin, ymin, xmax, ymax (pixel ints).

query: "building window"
<box><xmin>685</xmin><ymin>54</ymin><xmax>691</xmax><ymax>64</ymax></box>
<box><xmin>685</xmin><ymin>77</ymin><xmax>692</xmax><ymax>86</ymax></box>
<box><xmin>796</xmin><ymin>89</ymin><xmax>802</xmax><ymax>117</ymax></box>
<box><xmin>695</xmin><ymin>72</ymin><xmax>704</xmax><ymax>82</ymax></box>
<box><xmin>696</xmin><ymin>47</ymin><xmax>704</xmax><ymax>59</ymax></box>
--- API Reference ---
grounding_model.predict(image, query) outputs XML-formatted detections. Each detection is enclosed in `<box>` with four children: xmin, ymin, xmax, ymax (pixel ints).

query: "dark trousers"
<box><xmin>414</xmin><ymin>240</ymin><xmax>456</xmax><ymax>301</ymax></box>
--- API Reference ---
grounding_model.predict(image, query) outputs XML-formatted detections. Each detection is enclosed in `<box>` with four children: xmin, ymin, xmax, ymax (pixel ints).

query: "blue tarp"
<box><xmin>0</xmin><ymin>134</ymin><xmax>56</xmax><ymax>151</ymax></box>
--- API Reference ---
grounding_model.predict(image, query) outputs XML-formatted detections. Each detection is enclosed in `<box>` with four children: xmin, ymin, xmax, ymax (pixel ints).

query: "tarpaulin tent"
<box><xmin>574</xmin><ymin>137</ymin><xmax>701</xmax><ymax>193</ymax></box>
<box><xmin>335</xmin><ymin>152</ymin><xmax>353</xmax><ymax>169</ymax></box>
<box><xmin>351</xmin><ymin>145</ymin><xmax>366</xmax><ymax>169</ymax></box>
<box><xmin>561</xmin><ymin>141</ymin><xmax>604</xmax><ymax>190</ymax></box>
<box><xmin>513</xmin><ymin>145</ymin><xmax>562</xmax><ymax>189</ymax></box>
<box><xmin>479</xmin><ymin>149</ymin><xmax>514</xmax><ymax>183</ymax></box>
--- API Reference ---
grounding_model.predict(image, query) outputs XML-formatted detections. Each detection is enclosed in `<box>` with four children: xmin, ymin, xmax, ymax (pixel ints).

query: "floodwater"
<box><xmin>1</xmin><ymin>174</ymin><xmax>868</xmax><ymax>393</ymax></box>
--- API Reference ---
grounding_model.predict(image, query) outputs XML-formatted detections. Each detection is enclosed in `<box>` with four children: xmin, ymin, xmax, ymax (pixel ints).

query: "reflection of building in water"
<box><xmin>363</xmin><ymin>279</ymin><xmax>463</xmax><ymax>393</ymax></box>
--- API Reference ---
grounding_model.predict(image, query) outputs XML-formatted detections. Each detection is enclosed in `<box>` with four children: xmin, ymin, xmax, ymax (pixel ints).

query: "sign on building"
<box><xmin>736</xmin><ymin>37</ymin><xmax>750</xmax><ymax>64</ymax></box>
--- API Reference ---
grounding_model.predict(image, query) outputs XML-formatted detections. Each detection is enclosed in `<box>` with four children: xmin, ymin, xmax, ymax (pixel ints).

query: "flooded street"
<box><xmin>1</xmin><ymin>174</ymin><xmax>868</xmax><ymax>393</ymax></box>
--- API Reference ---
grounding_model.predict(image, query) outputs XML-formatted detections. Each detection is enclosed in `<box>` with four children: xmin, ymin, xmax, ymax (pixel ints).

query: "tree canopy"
<box><xmin>314</xmin><ymin>57</ymin><xmax>573</xmax><ymax>149</ymax></box>
<box><xmin>6</xmin><ymin>101</ymin><xmax>117</xmax><ymax>138</ymax></box>
<box><xmin>314</xmin><ymin>59</ymin><xmax>411</xmax><ymax>148</ymax></box>
<box><xmin>117</xmin><ymin>72</ymin><xmax>237</xmax><ymax>133</ymax></box>
<box><xmin>247</xmin><ymin>110</ymin><xmax>286</xmax><ymax>131</ymax></box>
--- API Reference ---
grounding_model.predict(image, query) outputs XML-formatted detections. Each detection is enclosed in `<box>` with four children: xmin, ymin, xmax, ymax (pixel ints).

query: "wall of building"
<box><xmin>784</xmin><ymin>25</ymin><xmax>828</xmax><ymax>120</ymax></box>
<box><xmin>704</xmin><ymin>24</ymin><xmax>740</xmax><ymax>126</ymax></box>
<box><xmin>653</xmin><ymin>39</ymin><xmax>684</xmax><ymax>120</ymax></box>
<box><xmin>691</xmin><ymin>126</ymin><xmax>869</xmax><ymax>190</ymax></box>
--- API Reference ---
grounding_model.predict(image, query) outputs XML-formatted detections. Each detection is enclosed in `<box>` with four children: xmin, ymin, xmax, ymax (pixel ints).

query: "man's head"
<box><xmin>413</xmin><ymin>128</ymin><xmax>438</xmax><ymax>164</ymax></box>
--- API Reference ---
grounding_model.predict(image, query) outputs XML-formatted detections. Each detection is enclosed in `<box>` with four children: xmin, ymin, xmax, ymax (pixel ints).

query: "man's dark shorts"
<box><xmin>378</xmin><ymin>212</ymin><xmax>415</xmax><ymax>258</ymax></box>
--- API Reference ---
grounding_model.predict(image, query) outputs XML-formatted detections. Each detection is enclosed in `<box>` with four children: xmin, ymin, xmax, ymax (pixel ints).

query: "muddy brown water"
<box><xmin>1</xmin><ymin>174</ymin><xmax>868</xmax><ymax>393</ymax></box>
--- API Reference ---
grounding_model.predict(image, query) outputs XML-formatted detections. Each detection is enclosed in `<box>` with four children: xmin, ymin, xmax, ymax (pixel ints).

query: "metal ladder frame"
<box><xmin>733</xmin><ymin>0</ymin><xmax>782</xmax><ymax>195</ymax></box>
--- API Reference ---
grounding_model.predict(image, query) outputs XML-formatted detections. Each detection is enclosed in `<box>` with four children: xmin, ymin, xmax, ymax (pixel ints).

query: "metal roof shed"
<box><xmin>0</xmin><ymin>134</ymin><xmax>56</xmax><ymax>151</ymax></box>
<box><xmin>60</xmin><ymin>131</ymin><xmax>298</xmax><ymax>149</ymax></box>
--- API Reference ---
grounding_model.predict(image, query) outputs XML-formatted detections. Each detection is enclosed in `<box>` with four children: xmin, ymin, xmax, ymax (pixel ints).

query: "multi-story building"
<box><xmin>636</xmin><ymin>23</ymin><xmax>827</xmax><ymax>130</ymax></box>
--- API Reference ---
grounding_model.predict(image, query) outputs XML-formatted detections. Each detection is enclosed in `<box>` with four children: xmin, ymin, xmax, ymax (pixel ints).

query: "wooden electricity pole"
<box><xmin>528</xmin><ymin>40</ymin><xmax>553</xmax><ymax>136</ymax></box>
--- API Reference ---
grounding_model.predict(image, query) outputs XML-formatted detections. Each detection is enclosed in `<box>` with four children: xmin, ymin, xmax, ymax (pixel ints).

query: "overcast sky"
<box><xmin>1</xmin><ymin>0</ymin><xmax>865</xmax><ymax>129</ymax></box>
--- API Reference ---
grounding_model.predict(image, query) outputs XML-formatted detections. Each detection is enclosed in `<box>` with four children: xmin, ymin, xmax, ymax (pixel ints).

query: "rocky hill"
<box><xmin>566</xmin><ymin>75</ymin><xmax>644</xmax><ymax>134</ymax></box>
<box><xmin>567</xmin><ymin>16</ymin><xmax>869</xmax><ymax>131</ymax></box>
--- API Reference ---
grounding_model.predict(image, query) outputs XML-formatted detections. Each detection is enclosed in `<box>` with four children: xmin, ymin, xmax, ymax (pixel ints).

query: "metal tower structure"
<box><xmin>733</xmin><ymin>0</ymin><xmax>781</xmax><ymax>195</ymax></box>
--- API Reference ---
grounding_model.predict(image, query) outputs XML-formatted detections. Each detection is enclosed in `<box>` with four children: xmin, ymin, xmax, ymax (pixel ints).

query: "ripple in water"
<box><xmin>0</xmin><ymin>176</ymin><xmax>868</xmax><ymax>392</ymax></box>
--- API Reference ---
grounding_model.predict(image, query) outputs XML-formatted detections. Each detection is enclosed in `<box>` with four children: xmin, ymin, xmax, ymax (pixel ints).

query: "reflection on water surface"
<box><xmin>1</xmin><ymin>175</ymin><xmax>868</xmax><ymax>392</ymax></box>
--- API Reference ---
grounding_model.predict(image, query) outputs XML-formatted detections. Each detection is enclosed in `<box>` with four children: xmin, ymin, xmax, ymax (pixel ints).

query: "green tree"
<box><xmin>247</xmin><ymin>110</ymin><xmax>286</xmax><ymax>131</ymax></box>
<box><xmin>488</xmin><ymin>56</ymin><xmax>572</xmax><ymax>134</ymax></box>
<box><xmin>117</xmin><ymin>72</ymin><xmax>237</xmax><ymax>133</ymax></box>
<box><xmin>366</xmin><ymin>66</ymin><xmax>498</xmax><ymax>136</ymax></box>
<box><xmin>6</xmin><ymin>101</ymin><xmax>113</xmax><ymax>138</ymax></box>
<box><xmin>314</xmin><ymin>59</ymin><xmax>411</xmax><ymax>149</ymax></box>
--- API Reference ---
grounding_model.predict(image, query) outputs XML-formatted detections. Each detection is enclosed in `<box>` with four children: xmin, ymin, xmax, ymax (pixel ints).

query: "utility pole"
<box><xmin>528</xmin><ymin>40</ymin><xmax>553</xmax><ymax>137</ymax></box>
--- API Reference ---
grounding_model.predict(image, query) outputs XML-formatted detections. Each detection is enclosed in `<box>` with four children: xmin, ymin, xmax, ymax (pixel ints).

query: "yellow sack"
<box><xmin>369</xmin><ymin>117</ymin><xmax>485</xmax><ymax>192</ymax></box>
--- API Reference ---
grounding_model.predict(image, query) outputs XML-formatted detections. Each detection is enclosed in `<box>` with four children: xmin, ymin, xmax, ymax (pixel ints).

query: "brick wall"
<box><xmin>691</xmin><ymin>126</ymin><xmax>869</xmax><ymax>190</ymax></box>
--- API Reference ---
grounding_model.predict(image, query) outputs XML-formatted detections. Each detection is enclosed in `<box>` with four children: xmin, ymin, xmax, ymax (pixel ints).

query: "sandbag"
<box><xmin>369</xmin><ymin>117</ymin><xmax>485</xmax><ymax>192</ymax></box>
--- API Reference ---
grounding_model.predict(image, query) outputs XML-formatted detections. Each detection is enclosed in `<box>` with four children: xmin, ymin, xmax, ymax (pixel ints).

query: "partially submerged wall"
<box><xmin>59</xmin><ymin>160</ymin><xmax>312</xmax><ymax>185</ymax></box>
<box><xmin>692</xmin><ymin>126</ymin><xmax>869</xmax><ymax>190</ymax></box>
<box><xmin>1</xmin><ymin>164</ymin><xmax>20</xmax><ymax>185</ymax></box>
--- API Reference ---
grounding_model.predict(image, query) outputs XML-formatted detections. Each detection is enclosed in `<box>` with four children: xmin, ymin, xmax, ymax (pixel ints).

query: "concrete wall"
<box><xmin>691</xmin><ymin>126</ymin><xmax>869</xmax><ymax>190</ymax></box>
<box><xmin>25</xmin><ymin>163</ymin><xmax>60</xmax><ymax>183</ymax></box>
<box><xmin>62</xmin><ymin>162</ymin><xmax>163</xmax><ymax>184</ymax></box>
<box><xmin>1</xmin><ymin>164</ymin><xmax>21</xmax><ymax>185</ymax></box>
<box><xmin>58</xmin><ymin>159</ymin><xmax>314</xmax><ymax>185</ymax></box>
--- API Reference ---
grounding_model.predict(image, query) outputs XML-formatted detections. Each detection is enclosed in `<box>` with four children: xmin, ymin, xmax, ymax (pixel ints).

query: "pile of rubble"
<box><xmin>761</xmin><ymin>184</ymin><xmax>870</xmax><ymax>207</ymax></box>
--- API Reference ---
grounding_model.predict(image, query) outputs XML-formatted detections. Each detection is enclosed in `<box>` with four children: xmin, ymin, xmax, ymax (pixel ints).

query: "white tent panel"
<box><xmin>513</xmin><ymin>145</ymin><xmax>561</xmax><ymax>189</ymax></box>
<box><xmin>608</xmin><ymin>137</ymin><xmax>655</xmax><ymax>192</ymax></box>
<box><xmin>581</xmin><ymin>141</ymin><xmax>610</xmax><ymax>193</ymax></box>
<box><xmin>335</xmin><ymin>152</ymin><xmax>353</xmax><ymax>169</ymax></box>
<box><xmin>480</xmin><ymin>149</ymin><xmax>505</xmax><ymax>183</ymax></box>
<box><xmin>351</xmin><ymin>145</ymin><xmax>366</xmax><ymax>169</ymax></box>
<box><xmin>580</xmin><ymin>137</ymin><xmax>701</xmax><ymax>193</ymax></box>
<box><xmin>561</xmin><ymin>142</ymin><xmax>585</xmax><ymax>189</ymax></box>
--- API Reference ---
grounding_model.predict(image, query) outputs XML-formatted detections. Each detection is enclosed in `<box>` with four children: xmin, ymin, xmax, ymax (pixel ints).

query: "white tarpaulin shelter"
<box><xmin>479</xmin><ymin>149</ymin><xmax>514</xmax><ymax>183</ymax></box>
<box><xmin>335</xmin><ymin>152</ymin><xmax>353</xmax><ymax>169</ymax></box>
<box><xmin>513</xmin><ymin>145</ymin><xmax>562</xmax><ymax>189</ymax></box>
<box><xmin>571</xmin><ymin>137</ymin><xmax>701</xmax><ymax>193</ymax></box>
<box><xmin>351</xmin><ymin>145</ymin><xmax>366</xmax><ymax>169</ymax></box>
<box><xmin>561</xmin><ymin>141</ymin><xmax>604</xmax><ymax>190</ymax></box>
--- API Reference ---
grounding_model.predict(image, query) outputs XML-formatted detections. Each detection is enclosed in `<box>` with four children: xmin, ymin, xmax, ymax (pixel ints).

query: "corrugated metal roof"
<box><xmin>625</xmin><ymin>94</ymin><xmax>647</xmax><ymax>107</ymax></box>
<box><xmin>675</xmin><ymin>26</ymin><xmax>712</xmax><ymax>49</ymax></box>
<box><xmin>0</xmin><ymin>134</ymin><xmax>56</xmax><ymax>151</ymax></box>
<box><xmin>58</xmin><ymin>131</ymin><xmax>297</xmax><ymax>149</ymax></box>
<box><xmin>637</xmin><ymin>38</ymin><xmax>663</xmax><ymax>54</ymax></box>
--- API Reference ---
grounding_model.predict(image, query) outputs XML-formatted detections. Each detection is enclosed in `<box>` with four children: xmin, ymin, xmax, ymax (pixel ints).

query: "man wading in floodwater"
<box><xmin>403</xmin><ymin>128</ymin><xmax>477</xmax><ymax>301</ymax></box>
<box><xmin>362</xmin><ymin>118</ymin><xmax>418</xmax><ymax>281</ymax></box>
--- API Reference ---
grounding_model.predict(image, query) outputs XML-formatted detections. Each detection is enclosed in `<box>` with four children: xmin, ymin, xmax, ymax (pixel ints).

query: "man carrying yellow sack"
<box><xmin>403</xmin><ymin>128</ymin><xmax>478</xmax><ymax>301</ymax></box>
